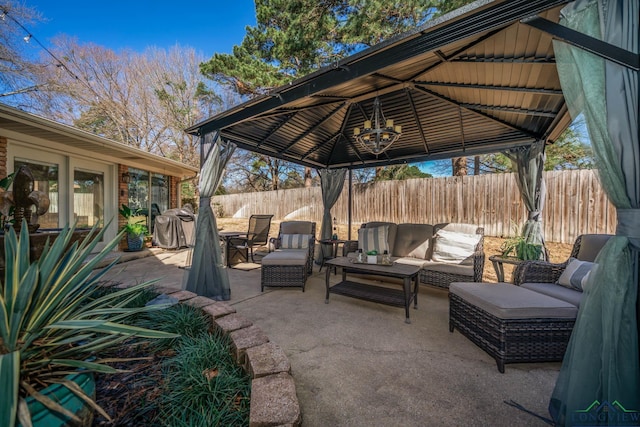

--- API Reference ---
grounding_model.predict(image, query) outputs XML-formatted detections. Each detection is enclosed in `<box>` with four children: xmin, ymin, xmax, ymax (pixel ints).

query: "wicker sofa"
<box><xmin>449</xmin><ymin>234</ymin><xmax>613</xmax><ymax>372</ymax></box>
<box><xmin>343</xmin><ymin>222</ymin><xmax>485</xmax><ymax>289</ymax></box>
<box><xmin>261</xmin><ymin>221</ymin><xmax>316</xmax><ymax>291</ymax></box>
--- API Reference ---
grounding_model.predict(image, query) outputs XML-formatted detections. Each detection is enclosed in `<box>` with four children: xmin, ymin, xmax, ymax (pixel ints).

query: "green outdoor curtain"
<box><xmin>185</xmin><ymin>132</ymin><xmax>236</xmax><ymax>300</ymax></box>
<box><xmin>506</xmin><ymin>140</ymin><xmax>547</xmax><ymax>258</ymax></box>
<box><xmin>318</xmin><ymin>168</ymin><xmax>347</xmax><ymax>261</ymax></box>
<box><xmin>549</xmin><ymin>0</ymin><xmax>639</xmax><ymax>425</ymax></box>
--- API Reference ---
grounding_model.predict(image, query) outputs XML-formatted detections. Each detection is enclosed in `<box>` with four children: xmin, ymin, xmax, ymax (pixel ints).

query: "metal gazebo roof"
<box><xmin>187</xmin><ymin>0</ymin><xmax>575</xmax><ymax>170</ymax></box>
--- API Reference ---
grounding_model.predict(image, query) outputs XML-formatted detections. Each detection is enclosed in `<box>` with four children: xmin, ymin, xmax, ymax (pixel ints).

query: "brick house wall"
<box><xmin>0</xmin><ymin>137</ymin><xmax>7</xmax><ymax>179</ymax></box>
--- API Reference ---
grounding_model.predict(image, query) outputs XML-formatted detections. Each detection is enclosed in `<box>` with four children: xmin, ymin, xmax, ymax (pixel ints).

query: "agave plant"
<box><xmin>0</xmin><ymin>221</ymin><xmax>179</xmax><ymax>427</ymax></box>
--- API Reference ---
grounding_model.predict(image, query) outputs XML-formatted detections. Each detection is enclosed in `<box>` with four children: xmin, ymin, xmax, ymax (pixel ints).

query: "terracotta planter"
<box><xmin>24</xmin><ymin>372</ymin><xmax>95</xmax><ymax>427</ymax></box>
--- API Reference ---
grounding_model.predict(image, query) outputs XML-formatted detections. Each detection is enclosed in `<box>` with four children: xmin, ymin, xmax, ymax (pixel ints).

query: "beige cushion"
<box><xmin>280</xmin><ymin>234</ymin><xmax>312</xmax><ymax>249</ymax></box>
<box><xmin>394</xmin><ymin>223</ymin><xmax>433</xmax><ymax>258</ymax></box>
<box><xmin>262</xmin><ymin>250</ymin><xmax>307</xmax><ymax>266</ymax></box>
<box><xmin>358</xmin><ymin>225</ymin><xmax>390</xmax><ymax>254</ymax></box>
<box><xmin>431</xmin><ymin>229</ymin><xmax>481</xmax><ymax>265</ymax></box>
<box><xmin>521</xmin><ymin>282</ymin><xmax>583</xmax><ymax>307</ymax></box>
<box><xmin>450</xmin><ymin>282</ymin><xmax>578</xmax><ymax>319</ymax></box>
<box><xmin>422</xmin><ymin>260</ymin><xmax>475</xmax><ymax>276</ymax></box>
<box><xmin>436</xmin><ymin>223</ymin><xmax>479</xmax><ymax>235</ymax></box>
<box><xmin>557</xmin><ymin>258</ymin><xmax>594</xmax><ymax>291</ymax></box>
<box><xmin>394</xmin><ymin>257</ymin><xmax>429</xmax><ymax>268</ymax></box>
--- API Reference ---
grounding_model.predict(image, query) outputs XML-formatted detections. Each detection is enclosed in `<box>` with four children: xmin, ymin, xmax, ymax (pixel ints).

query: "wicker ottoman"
<box><xmin>261</xmin><ymin>250</ymin><xmax>308</xmax><ymax>291</ymax></box>
<box><xmin>449</xmin><ymin>282</ymin><xmax>577</xmax><ymax>373</ymax></box>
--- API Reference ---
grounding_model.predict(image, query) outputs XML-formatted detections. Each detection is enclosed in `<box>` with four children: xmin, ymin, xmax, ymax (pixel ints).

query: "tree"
<box><xmin>12</xmin><ymin>36</ymin><xmax>228</xmax><ymax>169</ymax></box>
<box><xmin>201</xmin><ymin>0</ymin><xmax>345</xmax><ymax>96</ymax></box>
<box><xmin>451</xmin><ymin>157</ymin><xmax>467</xmax><ymax>176</ymax></box>
<box><xmin>473</xmin><ymin>124</ymin><xmax>594</xmax><ymax>173</ymax></box>
<box><xmin>374</xmin><ymin>164</ymin><xmax>432</xmax><ymax>181</ymax></box>
<box><xmin>0</xmin><ymin>3</ymin><xmax>45</xmax><ymax>105</ymax></box>
<box><xmin>202</xmin><ymin>0</ymin><xmax>460</xmax><ymax>190</ymax></box>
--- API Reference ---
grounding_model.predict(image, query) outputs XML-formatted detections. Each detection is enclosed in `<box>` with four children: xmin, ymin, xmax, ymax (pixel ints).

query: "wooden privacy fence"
<box><xmin>211</xmin><ymin>169</ymin><xmax>616</xmax><ymax>244</ymax></box>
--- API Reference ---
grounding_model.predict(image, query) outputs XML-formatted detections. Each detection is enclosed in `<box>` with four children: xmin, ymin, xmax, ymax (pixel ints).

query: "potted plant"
<box><xmin>500</xmin><ymin>234</ymin><xmax>544</xmax><ymax>260</ymax></box>
<box><xmin>119</xmin><ymin>204</ymin><xmax>148</xmax><ymax>251</ymax></box>
<box><xmin>0</xmin><ymin>221</ymin><xmax>178</xmax><ymax>427</ymax></box>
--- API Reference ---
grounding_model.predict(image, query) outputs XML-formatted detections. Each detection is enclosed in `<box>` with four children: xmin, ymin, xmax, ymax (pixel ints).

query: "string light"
<box><xmin>1</xmin><ymin>7</ymin><xmax>80</xmax><ymax>82</ymax></box>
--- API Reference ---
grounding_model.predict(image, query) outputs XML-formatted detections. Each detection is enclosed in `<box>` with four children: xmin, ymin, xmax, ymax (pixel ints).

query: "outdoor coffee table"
<box><xmin>324</xmin><ymin>257</ymin><xmax>421</xmax><ymax>323</ymax></box>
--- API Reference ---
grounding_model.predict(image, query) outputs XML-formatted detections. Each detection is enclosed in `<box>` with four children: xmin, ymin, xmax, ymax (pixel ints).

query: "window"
<box><xmin>127</xmin><ymin>168</ymin><xmax>169</xmax><ymax>231</ymax></box>
<box><xmin>14</xmin><ymin>159</ymin><xmax>59</xmax><ymax>229</ymax></box>
<box><xmin>74</xmin><ymin>169</ymin><xmax>104</xmax><ymax>229</ymax></box>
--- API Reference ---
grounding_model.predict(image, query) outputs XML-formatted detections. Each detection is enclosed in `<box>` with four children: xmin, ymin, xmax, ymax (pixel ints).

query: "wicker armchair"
<box><xmin>269</xmin><ymin>221</ymin><xmax>316</xmax><ymax>275</ymax></box>
<box><xmin>512</xmin><ymin>234</ymin><xmax>613</xmax><ymax>286</ymax></box>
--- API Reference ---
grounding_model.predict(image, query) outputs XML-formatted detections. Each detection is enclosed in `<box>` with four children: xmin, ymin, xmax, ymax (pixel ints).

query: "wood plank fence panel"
<box><xmin>211</xmin><ymin>169</ymin><xmax>616</xmax><ymax>244</ymax></box>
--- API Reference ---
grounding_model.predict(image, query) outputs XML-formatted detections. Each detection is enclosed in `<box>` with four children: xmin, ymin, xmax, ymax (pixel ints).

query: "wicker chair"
<box><xmin>512</xmin><ymin>234</ymin><xmax>613</xmax><ymax>286</ymax></box>
<box><xmin>449</xmin><ymin>233</ymin><xmax>613</xmax><ymax>372</ymax></box>
<box><xmin>228</xmin><ymin>214</ymin><xmax>274</xmax><ymax>263</ymax></box>
<box><xmin>261</xmin><ymin>221</ymin><xmax>316</xmax><ymax>291</ymax></box>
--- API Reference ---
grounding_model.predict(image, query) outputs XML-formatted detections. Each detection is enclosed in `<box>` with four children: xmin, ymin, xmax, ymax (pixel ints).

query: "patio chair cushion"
<box><xmin>280</xmin><ymin>234</ymin><xmax>313</xmax><ymax>249</ymax></box>
<box><xmin>421</xmin><ymin>260</ymin><xmax>475</xmax><ymax>276</ymax></box>
<box><xmin>361</xmin><ymin>222</ymin><xmax>398</xmax><ymax>254</ymax></box>
<box><xmin>394</xmin><ymin>223</ymin><xmax>433</xmax><ymax>259</ymax></box>
<box><xmin>575</xmin><ymin>234</ymin><xmax>612</xmax><ymax>261</ymax></box>
<box><xmin>262</xmin><ymin>250</ymin><xmax>307</xmax><ymax>266</ymax></box>
<box><xmin>394</xmin><ymin>257</ymin><xmax>429</xmax><ymax>268</ymax></box>
<box><xmin>280</xmin><ymin>221</ymin><xmax>315</xmax><ymax>235</ymax></box>
<box><xmin>358</xmin><ymin>225</ymin><xmax>390</xmax><ymax>254</ymax></box>
<box><xmin>556</xmin><ymin>258</ymin><xmax>594</xmax><ymax>291</ymax></box>
<box><xmin>521</xmin><ymin>282</ymin><xmax>584</xmax><ymax>307</ymax></box>
<box><xmin>450</xmin><ymin>282</ymin><xmax>578</xmax><ymax>320</ymax></box>
<box><xmin>431</xmin><ymin>229</ymin><xmax>481</xmax><ymax>265</ymax></box>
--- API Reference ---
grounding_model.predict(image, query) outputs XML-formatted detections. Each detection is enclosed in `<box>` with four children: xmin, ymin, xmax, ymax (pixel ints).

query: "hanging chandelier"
<box><xmin>353</xmin><ymin>97</ymin><xmax>402</xmax><ymax>155</ymax></box>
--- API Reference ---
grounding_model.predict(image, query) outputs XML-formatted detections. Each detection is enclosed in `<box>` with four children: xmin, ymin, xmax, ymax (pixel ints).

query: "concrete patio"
<box><xmin>97</xmin><ymin>248</ymin><xmax>559</xmax><ymax>426</ymax></box>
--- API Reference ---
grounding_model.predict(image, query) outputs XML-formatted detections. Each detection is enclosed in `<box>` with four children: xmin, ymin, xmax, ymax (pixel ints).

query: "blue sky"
<box><xmin>19</xmin><ymin>1</ymin><xmax>447</xmax><ymax>176</ymax></box>
<box><xmin>23</xmin><ymin>0</ymin><xmax>257</xmax><ymax>57</ymax></box>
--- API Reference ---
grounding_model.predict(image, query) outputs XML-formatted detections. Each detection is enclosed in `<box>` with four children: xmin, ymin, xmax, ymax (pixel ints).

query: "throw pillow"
<box><xmin>431</xmin><ymin>229</ymin><xmax>481</xmax><ymax>264</ymax></box>
<box><xmin>557</xmin><ymin>258</ymin><xmax>594</xmax><ymax>291</ymax></box>
<box><xmin>358</xmin><ymin>225</ymin><xmax>390</xmax><ymax>254</ymax></box>
<box><xmin>280</xmin><ymin>234</ymin><xmax>312</xmax><ymax>249</ymax></box>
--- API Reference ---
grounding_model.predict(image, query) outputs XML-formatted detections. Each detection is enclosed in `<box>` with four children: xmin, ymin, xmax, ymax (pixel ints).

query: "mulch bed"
<box><xmin>93</xmin><ymin>343</ymin><xmax>174</xmax><ymax>426</ymax></box>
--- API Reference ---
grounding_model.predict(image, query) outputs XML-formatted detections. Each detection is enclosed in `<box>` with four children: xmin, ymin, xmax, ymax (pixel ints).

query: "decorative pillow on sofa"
<box><xmin>280</xmin><ymin>234</ymin><xmax>312</xmax><ymax>249</ymax></box>
<box><xmin>431</xmin><ymin>229</ymin><xmax>481</xmax><ymax>265</ymax></box>
<box><xmin>358</xmin><ymin>226</ymin><xmax>390</xmax><ymax>254</ymax></box>
<box><xmin>557</xmin><ymin>258</ymin><xmax>594</xmax><ymax>291</ymax></box>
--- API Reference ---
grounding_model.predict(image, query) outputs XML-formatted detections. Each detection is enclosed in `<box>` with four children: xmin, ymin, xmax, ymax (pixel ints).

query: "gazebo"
<box><xmin>185</xmin><ymin>0</ymin><xmax>638</xmax><ymax>424</ymax></box>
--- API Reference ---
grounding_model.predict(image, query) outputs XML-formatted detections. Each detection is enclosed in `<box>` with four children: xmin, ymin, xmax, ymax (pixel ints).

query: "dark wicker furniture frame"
<box><xmin>261</xmin><ymin>262</ymin><xmax>308</xmax><ymax>291</ymax></box>
<box><xmin>261</xmin><ymin>221</ymin><xmax>316</xmax><ymax>291</ymax></box>
<box><xmin>449</xmin><ymin>292</ymin><xmax>576</xmax><ymax>373</ymax></box>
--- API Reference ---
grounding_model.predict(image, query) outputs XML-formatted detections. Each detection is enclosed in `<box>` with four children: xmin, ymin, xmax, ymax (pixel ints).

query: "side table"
<box><xmin>319</xmin><ymin>239</ymin><xmax>346</xmax><ymax>272</ymax></box>
<box><xmin>489</xmin><ymin>255</ymin><xmax>524</xmax><ymax>283</ymax></box>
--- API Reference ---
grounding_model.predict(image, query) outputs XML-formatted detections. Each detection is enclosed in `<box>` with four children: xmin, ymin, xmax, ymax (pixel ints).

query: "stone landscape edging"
<box><xmin>157</xmin><ymin>287</ymin><xmax>302</xmax><ymax>427</ymax></box>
